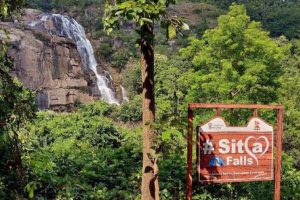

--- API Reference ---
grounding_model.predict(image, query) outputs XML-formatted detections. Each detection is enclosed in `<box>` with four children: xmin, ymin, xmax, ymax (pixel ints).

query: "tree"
<box><xmin>204</xmin><ymin>0</ymin><xmax>300</xmax><ymax>39</ymax></box>
<box><xmin>1</xmin><ymin>1</ymin><xmax>36</xmax><ymax>194</ymax></box>
<box><xmin>104</xmin><ymin>1</ymin><xmax>187</xmax><ymax>199</ymax></box>
<box><xmin>180</xmin><ymin>4</ymin><xmax>289</xmax><ymax>106</ymax></box>
<box><xmin>279</xmin><ymin>39</ymin><xmax>300</xmax><ymax>169</ymax></box>
<box><xmin>0</xmin><ymin>39</ymin><xmax>36</xmax><ymax>198</ymax></box>
<box><xmin>20</xmin><ymin>102</ymin><xmax>142</xmax><ymax>199</ymax></box>
<box><xmin>155</xmin><ymin>54</ymin><xmax>192</xmax><ymax>122</ymax></box>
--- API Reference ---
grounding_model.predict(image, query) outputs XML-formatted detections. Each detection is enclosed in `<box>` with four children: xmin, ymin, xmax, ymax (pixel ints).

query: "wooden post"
<box><xmin>274</xmin><ymin>108</ymin><xmax>283</xmax><ymax>200</ymax></box>
<box><xmin>196</xmin><ymin>126</ymin><xmax>200</xmax><ymax>184</ymax></box>
<box><xmin>253</xmin><ymin>109</ymin><xmax>258</xmax><ymax>117</ymax></box>
<box><xmin>216</xmin><ymin>108</ymin><xmax>221</xmax><ymax>117</ymax></box>
<box><xmin>187</xmin><ymin>106</ymin><xmax>193</xmax><ymax>200</ymax></box>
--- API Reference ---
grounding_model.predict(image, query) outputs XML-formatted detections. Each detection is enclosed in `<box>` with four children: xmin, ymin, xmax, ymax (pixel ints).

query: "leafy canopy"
<box><xmin>104</xmin><ymin>0</ymin><xmax>188</xmax><ymax>38</ymax></box>
<box><xmin>203</xmin><ymin>0</ymin><xmax>300</xmax><ymax>39</ymax></box>
<box><xmin>0</xmin><ymin>36</ymin><xmax>36</xmax><ymax>131</ymax></box>
<box><xmin>20</xmin><ymin>102</ymin><xmax>142</xmax><ymax>199</ymax></box>
<box><xmin>181</xmin><ymin>4</ymin><xmax>289</xmax><ymax>105</ymax></box>
<box><xmin>0</xmin><ymin>31</ymin><xmax>36</xmax><ymax>199</ymax></box>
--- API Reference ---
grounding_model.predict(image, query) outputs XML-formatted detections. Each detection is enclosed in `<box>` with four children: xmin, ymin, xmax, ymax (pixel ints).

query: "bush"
<box><xmin>78</xmin><ymin>100</ymin><xmax>118</xmax><ymax>118</ymax></box>
<box><xmin>123</xmin><ymin>62</ymin><xmax>142</xmax><ymax>98</ymax></box>
<box><xmin>111</xmin><ymin>48</ymin><xmax>130</xmax><ymax>69</ymax></box>
<box><xmin>27</xmin><ymin>0</ymin><xmax>53</xmax><ymax>11</ymax></box>
<box><xmin>20</xmin><ymin>103</ymin><xmax>142</xmax><ymax>199</ymax></box>
<box><xmin>118</xmin><ymin>95</ymin><xmax>142</xmax><ymax>123</ymax></box>
<box><xmin>96</xmin><ymin>41</ymin><xmax>113</xmax><ymax>59</ymax></box>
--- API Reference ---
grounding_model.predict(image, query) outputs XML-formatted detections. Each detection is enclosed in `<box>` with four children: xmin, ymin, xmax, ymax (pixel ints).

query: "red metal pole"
<box><xmin>274</xmin><ymin>108</ymin><xmax>283</xmax><ymax>200</ymax></box>
<box><xmin>189</xmin><ymin>103</ymin><xmax>283</xmax><ymax>110</ymax></box>
<box><xmin>187</xmin><ymin>107</ymin><xmax>193</xmax><ymax>200</ymax></box>
<box><xmin>196</xmin><ymin>127</ymin><xmax>200</xmax><ymax>182</ymax></box>
<box><xmin>253</xmin><ymin>109</ymin><xmax>258</xmax><ymax>117</ymax></box>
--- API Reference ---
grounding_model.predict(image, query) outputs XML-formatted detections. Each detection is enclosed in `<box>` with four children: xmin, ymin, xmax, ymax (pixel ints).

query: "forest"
<box><xmin>1</xmin><ymin>0</ymin><xmax>300</xmax><ymax>199</ymax></box>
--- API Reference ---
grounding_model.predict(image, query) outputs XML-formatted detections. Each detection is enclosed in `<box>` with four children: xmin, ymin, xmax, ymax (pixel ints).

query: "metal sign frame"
<box><xmin>186</xmin><ymin>103</ymin><xmax>283</xmax><ymax>200</ymax></box>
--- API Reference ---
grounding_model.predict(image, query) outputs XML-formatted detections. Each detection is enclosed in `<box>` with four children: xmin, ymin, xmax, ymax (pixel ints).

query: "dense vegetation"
<box><xmin>1</xmin><ymin>0</ymin><xmax>300</xmax><ymax>199</ymax></box>
<box><xmin>201</xmin><ymin>0</ymin><xmax>300</xmax><ymax>39</ymax></box>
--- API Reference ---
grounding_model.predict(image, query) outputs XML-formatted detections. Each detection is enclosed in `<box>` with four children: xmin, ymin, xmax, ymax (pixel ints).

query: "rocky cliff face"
<box><xmin>0</xmin><ymin>9</ymin><xmax>100</xmax><ymax>111</ymax></box>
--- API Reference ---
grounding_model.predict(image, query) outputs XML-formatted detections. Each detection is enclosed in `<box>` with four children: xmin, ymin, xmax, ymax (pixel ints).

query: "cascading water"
<box><xmin>121</xmin><ymin>86</ymin><xmax>129</xmax><ymax>103</ymax></box>
<box><xmin>29</xmin><ymin>14</ymin><xmax>119</xmax><ymax>104</ymax></box>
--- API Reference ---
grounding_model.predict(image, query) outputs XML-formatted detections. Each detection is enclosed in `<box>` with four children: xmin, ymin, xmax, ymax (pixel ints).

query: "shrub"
<box><xmin>111</xmin><ymin>48</ymin><xmax>130</xmax><ymax>69</ymax></box>
<box><xmin>118</xmin><ymin>95</ymin><xmax>142</xmax><ymax>123</ymax></box>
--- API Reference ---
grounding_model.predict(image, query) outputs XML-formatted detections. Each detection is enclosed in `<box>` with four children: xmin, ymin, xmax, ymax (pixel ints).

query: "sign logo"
<box><xmin>209</xmin><ymin>156</ymin><xmax>225</xmax><ymax>167</ymax></box>
<box><xmin>197</xmin><ymin>117</ymin><xmax>273</xmax><ymax>183</ymax></box>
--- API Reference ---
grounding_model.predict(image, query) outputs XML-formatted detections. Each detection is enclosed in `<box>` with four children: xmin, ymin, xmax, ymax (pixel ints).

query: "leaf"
<box><xmin>1</xmin><ymin>4</ymin><xmax>8</xmax><ymax>17</ymax></box>
<box><xmin>168</xmin><ymin>24</ymin><xmax>176</xmax><ymax>39</ymax></box>
<box><xmin>118</xmin><ymin>2</ymin><xmax>133</xmax><ymax>9</ymax></box>
<box><xmin>115</xmin><ymin>10</ymin><xmax>123</xmax><ymax>15</ymax></box>
<box><xmin>162</xmin><ymin>130</ymin><xmax>172</xmax><ymax>140</ymax></box>
<box><xmin>162</xmin><ymin>129</ymin><xmax>182</xmax><ymax>140</ymax></box>
<box><xmin>29</xmin><ymin>189</ymin><xmax>34</xmax><ymax>199</ymax></box>
<box><xmin>181</xmin><ymin>22</ymin><xmax>190</xmax><ymax>31</ymax></box>
<box><xmin>141</xmin><ymin>17</ymin><xmax>153</xmax><ymax>23</ymax></box>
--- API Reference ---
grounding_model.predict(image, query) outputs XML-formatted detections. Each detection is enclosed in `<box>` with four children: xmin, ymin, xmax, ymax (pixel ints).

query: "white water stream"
<box><xmin>121</xmin><ymin>86</ymin><xmax>129</xmax><ymax>102</ymax></box>
<box><xmin>30</xmin><ymin>14</ymin><xmax>120</xmax><ymax>104</ymax></box>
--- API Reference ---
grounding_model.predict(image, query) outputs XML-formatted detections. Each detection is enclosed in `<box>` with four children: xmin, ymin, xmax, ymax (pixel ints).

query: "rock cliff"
<box><xmin>0</xmin><ymin>9</ymin><xmax>100</xmax><ymax>111</ymax></box>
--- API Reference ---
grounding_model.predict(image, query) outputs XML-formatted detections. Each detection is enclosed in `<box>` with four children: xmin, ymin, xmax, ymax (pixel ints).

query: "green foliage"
<box><xmin>78</xmin><ymin>100</ymin><xmax>118</xmax><ymax>118</ymax></box>
<box><xmin>118</xmin><ymin>95</ymin><xmax>142</xmax><ymax>123</ymax></box>
<box><xmin>26</xmin><ymin>0</ymin><xmax>53</xmax><ymax>11</ymax></box>
<box><xmin>104</xmin><ymin>0</ymin><xmax>174</xmax><ymax>33</ymax></box>
<box><xmin>279</xmin><ymin>39</ymin><xmax>300</xmax><ymax>169</ymax></box>
<box><xmin>111</xmin><ymin>48</ymin><xmax>130</xmax><ymax>69</ymax></box>
<box><xmin>123</xmin><ymin>62</ymin><xmax>142</xmax><ymax>98</ymax></box>
<box><xmin>0</xmin><ymin>0</ymin><xmax>25</xmax><ymax>19</ymax></box>
<box><xmin>281</xmin><ymin>153</ymin><xmax>300</xmax><ymax>200</ymax></box>
<box><xmin>0</xmin><ymin>34</ymin><xmax>36</xmax><ymax>197</ymax></box>
<box><xmin>180</xmin><ymin>4</ymin><xmax>289</xmax><ymax>105</ymax></box>
<box><xmin>203</xmin><ymin>0</ymin><xmax>300</xmax><ymax>39</ymax></box>
<box><xmin>20</xmin><ymin>101</ymin><xmax>142</xmax><ymax>199</ymax></box>
<box><xmin>159</xmin><ymin>129</ymin><xmax>186</xmax><ymax>200</ymax></box>
<box><xmin>52</xmin><ymin>0</ymin><xmax>101</xmax><ymax>7</ymax></box>
<box><xmin>104</xmin><ymin>0</ymin><xmax>188</xmax><ymax>39</ymax></box>
<box><xmin>155</xmin><ymin>53</ymin><xmax>193</xmax><ymax>122</ymax></box>
<box><xmin>96</xmin><ymin>41</ymin><xmax>113</xmax><ymax>59</ymax></box>
<box><xmin>0</xmin><ymin>42</ymin><xmax>36</xmax><ymax>129</ymax></box>
<box><xmin>27</xmin><ymin>0</ymin><xmax>102</xmax><ymax>11</ymax></box>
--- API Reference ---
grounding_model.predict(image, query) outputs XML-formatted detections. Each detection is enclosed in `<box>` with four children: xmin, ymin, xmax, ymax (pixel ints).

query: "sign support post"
<box><xmin>275</xmin><ymin>108</ymin><xmax>283</xmax><ymax>200</ymax></box>
<box><xmin>186</xmin><ymin>103</ymin><xmax>283</xmax><ymax>200</ymax></box>
<box><xmin>186</xmin><ymin>107</ymin><xmax>193</xmax><ymax>200</ymax></box>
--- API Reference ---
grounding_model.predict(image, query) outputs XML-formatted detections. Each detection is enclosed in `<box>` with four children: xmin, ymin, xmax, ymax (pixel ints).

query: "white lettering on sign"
<box><xmin>226</xmin><ymin>156</ymin><xmax>253</xmax><ymax>166</ymax></box>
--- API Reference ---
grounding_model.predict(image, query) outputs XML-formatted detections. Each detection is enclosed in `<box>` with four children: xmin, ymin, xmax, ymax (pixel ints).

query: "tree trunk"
<box><xmin>140</xmin><ymin>24</ymin><xmax>159</xmax><ymax>200</ymax></box>
<box><xmin>12</xmin><ymin>133</ymin><xmax>25</xmax><ymax>188</ymax></box>
<box><xmin>10</xmin><ymin>129</ymin><xmax>26</xmax><ymax>192</ymax></box>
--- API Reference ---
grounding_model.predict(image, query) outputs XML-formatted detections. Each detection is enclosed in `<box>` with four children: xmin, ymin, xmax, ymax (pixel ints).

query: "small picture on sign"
<box><xmin>209</xmin><ymin>156</ymin><xmax>225</xmax><ymax>167</ymax></box>
<box><xmin>254</xmin><ymin>120</ymin><xmax>260</xmax><ymax>130</ymax></box>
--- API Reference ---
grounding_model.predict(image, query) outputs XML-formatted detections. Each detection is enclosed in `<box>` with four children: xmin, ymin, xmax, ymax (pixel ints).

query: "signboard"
<box><xmin>197</xmin><ymin>117</ymin><xmax>273</xmax><ymax>183</ymax></box>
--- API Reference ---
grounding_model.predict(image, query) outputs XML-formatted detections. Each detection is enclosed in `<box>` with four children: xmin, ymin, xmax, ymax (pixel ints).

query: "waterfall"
<box><xmin>30</xmin><ymin>14</ymin><xmax>119</xmax><ymax>104</ymax></box>
<box><xmin>121</xmin><ymin>86</ymin><xmax>129</xmax><ymax>103</ymax></box>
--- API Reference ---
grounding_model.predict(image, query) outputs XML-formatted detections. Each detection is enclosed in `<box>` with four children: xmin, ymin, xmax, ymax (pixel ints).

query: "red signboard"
<box><xmin>197</xmin><ymin>117</ymin><xmax>274</xmax><ymax>183</ymax></box>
